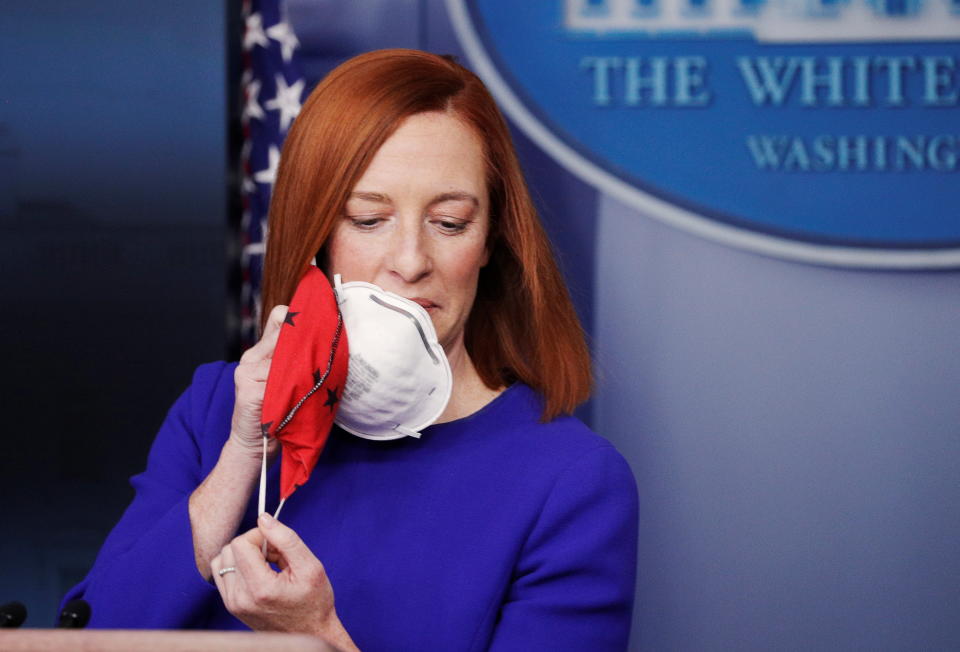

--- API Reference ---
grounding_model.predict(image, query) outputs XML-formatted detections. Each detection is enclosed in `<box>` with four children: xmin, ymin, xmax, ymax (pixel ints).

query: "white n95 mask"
<box><xmin>333</xmin><ymin>274</ymin><xmax>452</xmax><ymax>440</ymax></box>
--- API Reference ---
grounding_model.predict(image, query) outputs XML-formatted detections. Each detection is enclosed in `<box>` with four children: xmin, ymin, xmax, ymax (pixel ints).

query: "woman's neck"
<box><xmin>436</xmin><ymin>336</ymin><xmax>503</xmax><ymax>424</ymax></box>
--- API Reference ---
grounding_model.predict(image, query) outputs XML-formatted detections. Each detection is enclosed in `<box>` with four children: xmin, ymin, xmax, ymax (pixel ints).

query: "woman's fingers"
<box><xmin>210</xmin><ymin>546</ymin><xmax>235</xmax><ymax>602</ymax></box>
<box><xmin>236</xmin><ymin>526</ymin><xmax>266</xmax><ymax>547</ymax></box>
<box><xmin>211</xmin><ymin>523</ymin><xmax>338</xmax><ymax>634</ymax></box>
<box><xmin>241</xmin><ymin>305</ymin><xmax>289</xmax><ymax>363</ymax></box>
<box><xmin>262</xmin><ymin>304</ymin><xmax>289</xmax><ymax>345</ymax></box>
<box><xmin>236</xmin><ymin>357</ymin><xmax>272</xmax><ymax>383</ymax></box>
<box><xmin>210</xmin><ymin>553</ymin><xmax>224</xmax><ymax>591</ymax></box>
<box><xmin>236</xmin><ymin>527</ymin><xmax>283</xmax><ymax>566</ymax></box>
<box><xmin>230</xmin><ymin>305</ymin><xmax>287</xmax><ymax>449</ymax></box>
<box><xmin>232</xmin><ymin>532</ymin><xmax>275</xmax><ymax>590</ymax></box>
<box><xmin>233</xmin><ymin>359</ymin><xmax>272</xmax><ymax>406</ymax></box>
<box><xmin>257</xmin><ymin>513</ymin><xmax>324</xmax><ymax>575</ymax></box>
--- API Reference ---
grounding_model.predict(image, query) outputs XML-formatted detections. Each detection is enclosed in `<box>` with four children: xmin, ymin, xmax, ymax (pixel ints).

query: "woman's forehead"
<box><xmin>352</xmin><ymin>112</ymin><xmax>487</xmax><ymax>200</ymax></box>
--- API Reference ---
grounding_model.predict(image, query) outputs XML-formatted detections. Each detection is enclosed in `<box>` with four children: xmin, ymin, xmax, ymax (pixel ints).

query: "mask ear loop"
<box><xmin>257</xmin><ymin>441</ymin><xmax>288</xmax><ymax>556</ymax></box>
<box><xmin>259</xmin><ymin>436</ymin><xmax>268</xmax><ymax>555</ymax></box>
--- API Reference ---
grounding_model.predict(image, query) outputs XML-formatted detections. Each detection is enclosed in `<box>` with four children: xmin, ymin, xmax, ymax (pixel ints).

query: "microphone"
<box><xmin>0</xmin><ymin>601</ymin><xmax>27</xmax><ymax>628</ymax></box>
<box><xmin>57</xmin><ymin>599</ymin><xmax>91</xmax><ymax>628</ymax></box>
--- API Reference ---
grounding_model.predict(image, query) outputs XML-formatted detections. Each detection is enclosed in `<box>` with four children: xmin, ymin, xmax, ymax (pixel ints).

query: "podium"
<box><xmin>0</xmin><ymin>629</ymin><xmax>338</xmax><ymax>651</ymax></box>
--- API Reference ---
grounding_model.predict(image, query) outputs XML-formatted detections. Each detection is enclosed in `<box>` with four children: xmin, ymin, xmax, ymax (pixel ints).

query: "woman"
<box><xmin>64</xmin><ymin>50</ymin><xmax>638</xmax><ymax>651</ymax></box>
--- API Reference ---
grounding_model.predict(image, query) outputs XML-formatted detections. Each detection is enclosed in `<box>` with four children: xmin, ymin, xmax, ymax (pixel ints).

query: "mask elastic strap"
<box><xmin>394</xmin><ymin>425</ymin><xmax>422</xmax><ymax>439</ymax></box>
<box><xmin>258</xmin><ymin>444</ymin><xmax>287</xmax><ymax>556</ymax></box>
<box><xmin>259</xmin><ymin>436</ymin><xmax>268</xmax><ymax>555</ymax></box>
<box><xmin>259</xmin><ymin>436</ymin><xmax>268</xmax><ymax>516</ymax></box>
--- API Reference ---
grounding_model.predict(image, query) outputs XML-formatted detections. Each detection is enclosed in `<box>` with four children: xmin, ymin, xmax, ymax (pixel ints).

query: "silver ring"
<box><xmin>218</xmin><ymin>566</ymin><xmax>237</xmax><ymax>577</ymax></box>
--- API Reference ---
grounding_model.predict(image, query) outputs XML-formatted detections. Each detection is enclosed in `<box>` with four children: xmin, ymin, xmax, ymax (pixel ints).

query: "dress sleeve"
<box><xmin>59</xmin><ymin>362</ymin><xmax>234</xmax><ymax>629</ymax></box>
<box><xmin>487</xmin><ymin>445</ymin><xmax>639</xmax><ymax>652</ymax></box>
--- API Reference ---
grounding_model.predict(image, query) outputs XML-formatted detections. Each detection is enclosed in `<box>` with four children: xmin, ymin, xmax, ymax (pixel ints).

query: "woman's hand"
<box><xmin>230</xmin><ymin>304</ymin><xmax>289</xmax><ymax>456</ymax></box>
<box><xmin>211</xmin><ymin>514</ymin><xmax>359</xmax><ymax>650</ymax></box>
<box><xmin>188</xmin><ymin>304</ymin><xmax>290</xmax><ymax>580</ymax></box>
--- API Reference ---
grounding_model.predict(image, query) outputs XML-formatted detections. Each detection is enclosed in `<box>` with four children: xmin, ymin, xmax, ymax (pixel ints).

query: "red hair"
<box><xmin>262</xmin><ymin>49</ymin><xmax>590</xmax><ymax>420</ymax></box>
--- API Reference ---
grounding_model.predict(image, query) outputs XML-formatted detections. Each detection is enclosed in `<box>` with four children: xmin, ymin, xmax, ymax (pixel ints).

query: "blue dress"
<box><xmin>64</xmin><ymin>361</ymin><xmax>639</xmax><ymax>651</ymax></box>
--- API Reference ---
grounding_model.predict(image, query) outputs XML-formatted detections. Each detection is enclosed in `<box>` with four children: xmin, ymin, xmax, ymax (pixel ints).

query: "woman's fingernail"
<box><xmin>259</xmin><ymin>512</ymin><xmax>276</xmax><ymax>528</ymax></box>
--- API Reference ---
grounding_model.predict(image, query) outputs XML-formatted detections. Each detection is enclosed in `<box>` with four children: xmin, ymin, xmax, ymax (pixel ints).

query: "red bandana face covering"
<box><xmin>260</xmin><ymin>266</ymin><xmax>350</xmax><ymax>502</ymax></box>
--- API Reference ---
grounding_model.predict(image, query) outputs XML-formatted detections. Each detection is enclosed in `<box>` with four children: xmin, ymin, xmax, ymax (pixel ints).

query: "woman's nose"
<box><xmin>387</xmin><ymin>219</ymin><xmax>431</xmax><ymax>284</ymax></box>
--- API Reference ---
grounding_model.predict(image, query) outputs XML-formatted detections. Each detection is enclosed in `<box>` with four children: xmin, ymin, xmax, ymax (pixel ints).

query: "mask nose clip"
<box><xmin>367</xmin><ymin>294</ymin><xmax>440</xmax><ymax>365</ymax></box>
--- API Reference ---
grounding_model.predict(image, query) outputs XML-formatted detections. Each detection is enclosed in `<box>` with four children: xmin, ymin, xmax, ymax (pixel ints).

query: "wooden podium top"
<box><xmin>0</xmin><ymin>629</ymin><xmax>338</xmax><ymax>652</ymax></box>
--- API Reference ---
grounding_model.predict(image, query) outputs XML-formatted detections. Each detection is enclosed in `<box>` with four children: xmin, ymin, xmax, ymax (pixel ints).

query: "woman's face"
<box><xmin>325</xmin><ymin>111</ymin><xmax>490</xmax><ymax>356</ymax></box>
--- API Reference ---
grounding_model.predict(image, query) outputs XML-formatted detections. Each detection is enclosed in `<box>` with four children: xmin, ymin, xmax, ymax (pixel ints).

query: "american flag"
<box><xmin>240</xmin><ymin>0</ymin><xmax>306</xmax><ymax>348</ymax></box>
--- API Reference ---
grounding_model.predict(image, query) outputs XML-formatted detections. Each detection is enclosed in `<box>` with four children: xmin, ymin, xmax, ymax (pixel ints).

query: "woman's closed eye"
<box><xmin>432</xmin><ymin>217</ymin><xmax>469</xmax><ymax>235</ymax></box>
<box><xmin>345</xmin><ymin>215</ymin><xmax>386</xmax><ymax>230</ymax></box>
<box><xmin>344</xmin><ymin>212</ymin><xmax>473</xmax><ymax>234</ymax></box>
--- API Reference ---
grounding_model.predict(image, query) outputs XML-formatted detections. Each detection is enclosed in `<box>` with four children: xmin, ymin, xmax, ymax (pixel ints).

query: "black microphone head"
<box><xmin>0</xmin><ymin>601</ymin><xmax>27</xmax><ymax>628</ymax></box>
<box><xmin>57</xmin><ymin>598</ymin><xmax>91</xmax><ymax>628</ymax></box>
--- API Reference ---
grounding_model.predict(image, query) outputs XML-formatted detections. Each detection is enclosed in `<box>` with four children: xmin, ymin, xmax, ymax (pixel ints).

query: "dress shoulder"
<box><xmin>184</xmin><ymin>360</ymin><xmax>238</xmax><ymax>426</ymax></box>
<box><xmin>470</xmin><ymin>386</ymin><xmax>638</xmax><ymax>651</ymax></box>
<box><xmin>473</xmin><ymin>383</ymin><xmax>632</xmax><ymax>476</ymax></box>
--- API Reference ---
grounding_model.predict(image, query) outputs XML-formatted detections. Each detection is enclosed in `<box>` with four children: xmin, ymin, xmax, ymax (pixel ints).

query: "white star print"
<box><xmin>254</xmin><ymin>145</ymin><xmax>280</xmax><ymax>187</ymax></box>
<box><xmin>244</xmin><ymin>13</ymin><xmax>269</xmax><ymax>51</ymax></box>
<box><xmin>266</xmin><ymin>21</ymin><xmax>300</xmax><ymax>63</ymax></box>
<box><xmin>265</xmin><ymin>74</ymin><xmax>304</xmax><ymax>132</ymax></box>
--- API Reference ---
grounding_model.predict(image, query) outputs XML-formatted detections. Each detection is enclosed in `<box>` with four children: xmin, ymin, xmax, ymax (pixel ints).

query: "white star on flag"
<box><xmin>243</xmin><ymin>79</ymin><xmax>265</xmax><ymax>122</ymax></box>
<box><xmin>265</xmin><ymin>74</ymin><xmax>304</xmax><ymax>132</ymax></box>
<box><xmin>244</xmin><ymin>13</ymin><xmax>269</xmax><ymax>51</ymax></box>
<box><xmin>241</xmin><ymin>138</ymin><xmax>252</xmax><ymax>166</ymax></box>
<box><xmin>266</xmin><ymin>21</ymin><xmax>300</xmax><ymax>63</ymax></box>
<box><xmin>244</xmin><ymin>240</ymin><xmax>266</xmax><ymax>258</ymax></box>
<box><xmin>242</xmin><ymin>174</ymin><xmax>256</xmax><ymax>195</ymax></box>
<box><xmin>254</xmin><ymin>145</ymin><xmax>280</xmax><ymax>187</ymax></box>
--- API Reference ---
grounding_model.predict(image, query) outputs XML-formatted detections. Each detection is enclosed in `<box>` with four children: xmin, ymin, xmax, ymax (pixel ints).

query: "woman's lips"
<box><xmin>408</xmin><ymin>297</ymin><xmax>438</xmax><ymax>311</ymax></box>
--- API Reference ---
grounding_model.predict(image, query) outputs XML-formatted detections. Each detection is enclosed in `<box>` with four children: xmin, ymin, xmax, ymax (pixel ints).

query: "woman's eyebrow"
<box><xmin>348</xmin><ymin>191</ymin><xmax>391</xmax><ymax>203</ymax></box>
<box><xmin>349</xmin><ymin>191</ymin><xmax>479</xmax><ymax>208</ymax></box>
<box><xmin>428</xmin><ymin>192</ymin><xmax>479</xmax><ymax>208</ymax></box>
